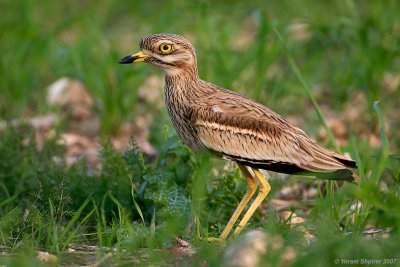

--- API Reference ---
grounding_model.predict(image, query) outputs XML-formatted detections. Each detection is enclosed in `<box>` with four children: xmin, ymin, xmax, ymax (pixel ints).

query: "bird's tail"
<box><xmin>311</xmin><ymin>168</ymin><xmax>358</xmax><ymax>183</ymax></box>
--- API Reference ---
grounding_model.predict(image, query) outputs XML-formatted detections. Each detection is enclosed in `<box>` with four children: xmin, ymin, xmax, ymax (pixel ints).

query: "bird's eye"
<box><xmin>159</xmin><ymin>43</ymin><xmax>173</xmax><ymax>54</ymax></box>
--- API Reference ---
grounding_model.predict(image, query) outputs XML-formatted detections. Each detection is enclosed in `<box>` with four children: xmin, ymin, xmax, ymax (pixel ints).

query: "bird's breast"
<box><xmin>164</xmin><ymin>84</ymin><xmax>203</xmax><ymax>151</ymax></box>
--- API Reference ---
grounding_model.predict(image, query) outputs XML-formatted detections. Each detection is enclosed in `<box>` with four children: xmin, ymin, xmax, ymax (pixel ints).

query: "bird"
<box><xmin>119</xmin><ymin>33</ymin><xmax>358</xmax><ymax>242</ymax></box>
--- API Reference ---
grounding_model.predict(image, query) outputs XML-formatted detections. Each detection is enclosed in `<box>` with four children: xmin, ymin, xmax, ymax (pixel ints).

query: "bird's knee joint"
<box><xmin>248</xmin><ymin>183</ymin><xmax>258</xmax><ymax>191</ymax></box>
<box><xmin>259</xmin><ymin>184</ymin><xmax>271</xmax><ymax>194</ymax></box>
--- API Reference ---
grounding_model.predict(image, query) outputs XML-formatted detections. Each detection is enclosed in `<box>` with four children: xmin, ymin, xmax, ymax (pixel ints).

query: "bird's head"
<box><xmin>119</xmin><ymin>33</ymin><xmax>198</xmax><ymax>77</ymax></box>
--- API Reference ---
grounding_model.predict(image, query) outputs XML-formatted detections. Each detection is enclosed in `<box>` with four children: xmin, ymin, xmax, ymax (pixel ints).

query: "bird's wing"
<box><xmin>190</xmin><ymin>91</ymin><xmax>356</xmax><ymax>174</ymax></box>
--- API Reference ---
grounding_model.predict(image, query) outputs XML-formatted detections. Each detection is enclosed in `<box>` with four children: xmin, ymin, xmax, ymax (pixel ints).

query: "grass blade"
<box><xmin>59</xmin><ymin>196</ymin><xmax>92</xmax><ymax>246</ymax></box>
<box><xmin>372</xmin><ymin>101</ymin><xmax>389</xmax><ymax>183</ymax></box>
<box><xmin>0</xmin><ymin>193</ymin><xmax>19</xmax><ymax>208</ymax></box>
<box><xmin>61</xmin><ymin>209</ymin><xmax>95</xmax><ymax>251</ymax></box>
<box><xmin>129</xmin><ymin>175</ymin><xmax>145</xmax><ymax>224</ymax></box>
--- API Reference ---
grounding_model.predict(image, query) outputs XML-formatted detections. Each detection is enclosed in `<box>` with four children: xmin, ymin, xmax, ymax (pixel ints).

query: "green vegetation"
<box><xmin>1</xmin><ymin>0</ymin><xmax>399</xmax><ymax>266</ymax></box>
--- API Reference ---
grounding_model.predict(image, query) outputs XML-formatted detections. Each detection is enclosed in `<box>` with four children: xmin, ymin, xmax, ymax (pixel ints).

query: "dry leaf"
<box><xmin>47</xmin><ymin>77</ymin><xmax>94</xmax><ymax>120</ymax></box>
<box><xmin>382</xmin><ymin>72</ymin><xmax>400</xmax><ymax>93</ymax></box>
<box><xmin>281</xmin><ymin>211</ymin><xmax>305</xmax><ymax>225</ymax></box>
<box><xmin>170</xmin><ymin>237</ymin><xmax>196</xmax><ymax>258</ymax></box>
<box><xmin>270</xmin><ymin>199</ymin><xmax>296</xmax><ymax>211</ymax></box>
<box><xmin>223</xmin><ymin>230</ymin><xmax>268</xmax><ymax>267</ymax></box>
<box><xmin>37</xmin><ymin>251</ymin><xmax>58</xmax><ymax>263</ymax></box>
<box><xmin>280</xmin><ymin>211</ymin><xmax>315</xmax><ymax>241</ymax></box>
<box><xmin>369</xmin><ymin>134</ymin><xmax>381</xmax><ymax>148</ymax></box>
<box><xmin>223</xmin><ymin>230</ymin><xmax>297</xmax><ymax>267</ymax></box>
<box><xmin>59</xmin><ymin>133</ymin><xmax>99</xmax><ymax>166</ymax></box>
<box><xmin>111</xmin><ymin>122</ymin><xmax>157</xmax><ymax>157</ymax></box>
<box><xmin>138</xmin><ymin>74</ymin><xmax>164</xmax><ymax>109</ymax></box>
<box><xmin>319</xmin><ymin>117</ymin><xmax>348</xmax><ymax>146</ymax></box>
<box><xmin>288</xmin><ymin>20</ymin><xmax>312</xmax><ymax>42</ymax></box>
<box><xmin>47</xmin><ymin>77</ymin><xmax>93</xmax><ymax>107</ymax></box>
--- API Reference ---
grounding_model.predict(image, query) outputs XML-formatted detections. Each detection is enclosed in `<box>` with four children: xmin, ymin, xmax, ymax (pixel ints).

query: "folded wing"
<box><xmin>190</xmin><ymin>91</ymin><xmax>357</xmax><ymax>181</ymax></box>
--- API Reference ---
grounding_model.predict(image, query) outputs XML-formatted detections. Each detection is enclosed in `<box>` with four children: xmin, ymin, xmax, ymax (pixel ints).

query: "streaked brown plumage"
<box><xmin>119</xmin><ymin>33</ymin><xmax>358</xmax><ymax>241</ymax></box>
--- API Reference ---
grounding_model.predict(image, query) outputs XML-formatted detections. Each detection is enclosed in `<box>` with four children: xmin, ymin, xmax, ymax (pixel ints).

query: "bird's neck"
<box><xmin>164</xmin><ymin>74</ymin><xmax>217</xmax><ymax>106</ymax></box>
<box><xmin>165</xmin><ymin>71</ymin><xmax>200</xmax><ymax>91</ymax></box>
<box><xmin>165</xmin><ymin>74</ymin><xmax>194</xmax><ymax>98</ymax></box>
<box><xmin>163</xmin><ymin>65</ymin><xmax>199</xmax><ymax>79</ymax></box>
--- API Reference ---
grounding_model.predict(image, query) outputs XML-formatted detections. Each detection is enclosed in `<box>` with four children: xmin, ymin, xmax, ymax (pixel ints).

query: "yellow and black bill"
<box><xmin>119</xmin><ymin>51</ymin><xmax>150</xmax><ymax>64</ymax></box>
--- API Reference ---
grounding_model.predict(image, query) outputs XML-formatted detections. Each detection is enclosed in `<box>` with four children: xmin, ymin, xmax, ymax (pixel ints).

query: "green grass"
<box><xmin>1</xmin><ymin>0</ymin><xmax>400</xmax><ymax>266</ymax></box>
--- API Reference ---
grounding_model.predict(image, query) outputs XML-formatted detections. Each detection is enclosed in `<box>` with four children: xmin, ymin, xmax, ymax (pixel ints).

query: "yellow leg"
<box><xmin>233</xmin><ymin>168</ymin><xmax>271</xmax><ymax>236</ymax></box>
<box><xmin>208</xmin><ymin>163</ymin><xmax>258</xmax><ymax>242</ymax></box>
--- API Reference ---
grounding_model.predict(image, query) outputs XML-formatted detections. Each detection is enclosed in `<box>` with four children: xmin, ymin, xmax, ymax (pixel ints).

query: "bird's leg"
<box><xmin>233</xmin><ymin>168</ymin><xmax>271</xmax><ymax>236</ymax></box>
<box><xmin>208</xmin><ymin>163</ymin><xmax>258</xmax><ymax>242</ymax></box>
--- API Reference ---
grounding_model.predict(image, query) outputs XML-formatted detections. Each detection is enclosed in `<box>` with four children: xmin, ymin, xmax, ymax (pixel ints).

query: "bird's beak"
<box><xmin>119</xmin><ymin>51</ymin><xmax>150</xmax><ymax>64</ymax></box>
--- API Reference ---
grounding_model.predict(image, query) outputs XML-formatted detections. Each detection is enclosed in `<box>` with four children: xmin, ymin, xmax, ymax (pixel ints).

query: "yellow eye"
<box><xmin>159</xmin><ymin>43</ymin><xmax>173</xmax><ymax>54</ymax></box>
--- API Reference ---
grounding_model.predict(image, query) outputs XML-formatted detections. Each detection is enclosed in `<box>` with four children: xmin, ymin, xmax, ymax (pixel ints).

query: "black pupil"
<box><xmin>163</xmin><ymin>45</ymin><xmax>169</xmax><ymax>51</ymax></box>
